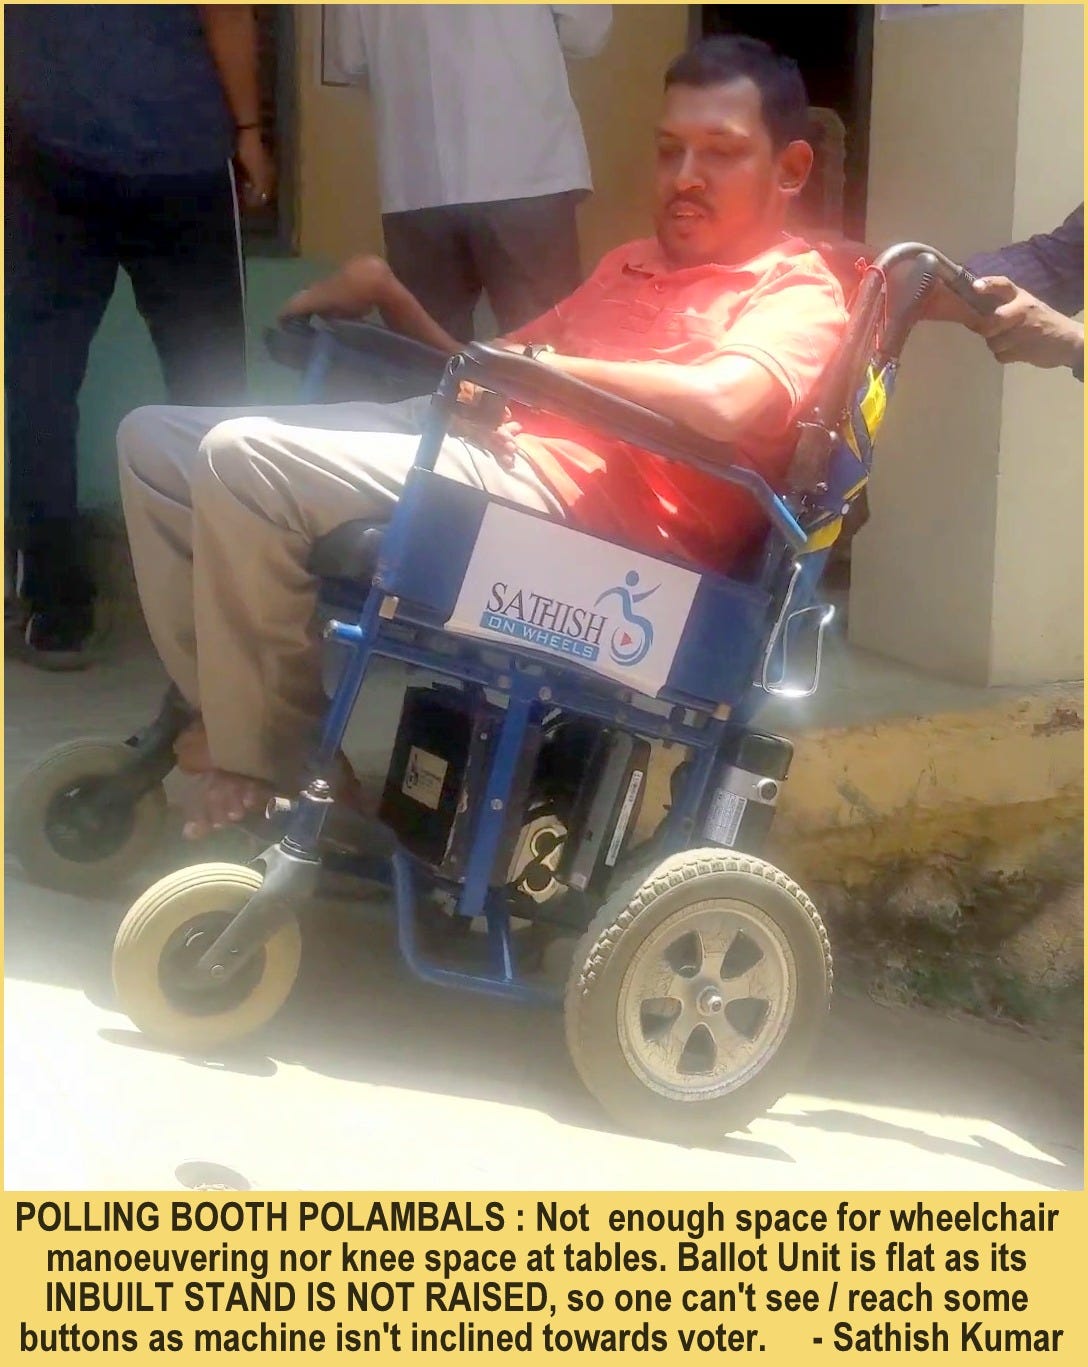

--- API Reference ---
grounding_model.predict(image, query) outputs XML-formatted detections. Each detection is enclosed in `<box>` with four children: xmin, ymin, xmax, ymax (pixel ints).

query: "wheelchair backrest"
<box><xmin>774</xmin><ymin>237</ymin><xmax>927</xmax><ymax>561</ymax></box>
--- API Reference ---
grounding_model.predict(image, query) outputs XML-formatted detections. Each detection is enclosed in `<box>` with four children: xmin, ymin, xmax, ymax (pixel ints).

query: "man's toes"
<box><xmin>242</xmin><ymin>783</ymin><xmax>269</xmax><ymax>813</ymax></box>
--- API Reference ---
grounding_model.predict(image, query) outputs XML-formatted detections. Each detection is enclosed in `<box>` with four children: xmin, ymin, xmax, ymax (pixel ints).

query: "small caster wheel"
<box><xmin>113</xmin><ymin>863</ymin><xmax>301</xmax><ymax>1051</ymax></box>
<box><xmin>8</xmin><ymin>738</ymin><xmax>167</xmax><ymax>893</ymax></box>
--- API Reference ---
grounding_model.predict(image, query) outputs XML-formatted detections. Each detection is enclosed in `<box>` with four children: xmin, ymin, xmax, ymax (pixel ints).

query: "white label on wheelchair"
<box><xmin>448</xmin><ymin>504</ymin><xmax>699</xmax><ymax>697</ymax></box>
<box><xmin>403</xmin><ymin>746</ymin><xmax>448</xmax><ymax>810</ymax></box>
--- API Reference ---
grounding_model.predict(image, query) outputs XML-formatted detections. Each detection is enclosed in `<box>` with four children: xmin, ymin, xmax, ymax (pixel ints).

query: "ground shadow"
<box><xmin>8</xmin><ymin>868</ymin><xmax>1079</xmax><ymax>1185</ymax></box>
<box><xmin>5</xmin><ymin>640</ymin><xmax>1082</xmax><ymax>1184</ymax></box>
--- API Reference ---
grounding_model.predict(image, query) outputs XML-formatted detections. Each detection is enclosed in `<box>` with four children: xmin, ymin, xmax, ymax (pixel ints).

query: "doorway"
<box><xmin>698</xmin><ymin>6</ymin><xmax>875</xmax><ymax>240</ymax></box>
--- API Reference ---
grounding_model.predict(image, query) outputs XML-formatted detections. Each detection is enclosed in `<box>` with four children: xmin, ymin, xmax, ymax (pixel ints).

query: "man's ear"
<box><xmin>778</xmin><ymin>139</ymin><xmax>814</xmax><ymax>199</ymax></box>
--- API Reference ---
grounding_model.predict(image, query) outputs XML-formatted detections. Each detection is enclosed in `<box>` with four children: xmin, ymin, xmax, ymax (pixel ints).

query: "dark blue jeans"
<box><xmin>5</xmin><ymin>136</ymin><xmax>247</xmax><ymax>611</ymax></box>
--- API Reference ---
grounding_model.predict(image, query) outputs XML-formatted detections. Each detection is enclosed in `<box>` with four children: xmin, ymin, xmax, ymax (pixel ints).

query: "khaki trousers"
<box><xmin>117</xmin><ymin>396</ymin><xmax>564</xmax><ymax>785</ymax></box>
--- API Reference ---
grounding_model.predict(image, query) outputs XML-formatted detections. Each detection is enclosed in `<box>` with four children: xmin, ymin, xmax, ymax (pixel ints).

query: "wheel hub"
<box><xmin>696</xmin><ymin>985</ymin><xmax>724</xmax><ymax>1016</ymax></box>
<box><xmin>617</xmin><ymin>898</ymin><xmax>796</xmax><ymax>1102</ymax></box>
<box><xmin>158</xmin><ymin>914</ymin><xmax>265</xmax><ymax>1017</ymax></box>
<box><xmin>44</xmin><ymin>779</ymin><xmax>136</xmax><ymax>863</ymax></box>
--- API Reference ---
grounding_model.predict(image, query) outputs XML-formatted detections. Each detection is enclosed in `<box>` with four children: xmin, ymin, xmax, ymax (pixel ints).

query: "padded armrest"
<box><xmin>321</xmin><ymin>318</ymin><xmax>450</xmax><ymax>379</ymax></box>
<box><xmin>265</xmin><ymin>315</ymin><xmax>449</xmax><ymax>384</ymax></box>
<box><xmin>264</xmin><ymin>315</ymin><xmax>319</xmax><ymax>371</ymax></box>
<box><xmin>458</xmin><ymin>343</ymin><xmax>807</xmax><ymax>550</ymax></box>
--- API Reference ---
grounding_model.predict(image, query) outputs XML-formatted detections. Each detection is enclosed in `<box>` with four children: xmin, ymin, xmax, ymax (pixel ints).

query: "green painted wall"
<box><xmin>75</xmin><ymin>256</ymin><xmax>330</xmax><ymax>509</ymax></box>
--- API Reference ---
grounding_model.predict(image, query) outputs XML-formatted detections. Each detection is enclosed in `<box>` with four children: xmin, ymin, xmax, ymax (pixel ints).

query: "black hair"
<box><xmin>664</xmin><ymin>36</ymin><xmax>810</xmax><ymax>148</ymax></box>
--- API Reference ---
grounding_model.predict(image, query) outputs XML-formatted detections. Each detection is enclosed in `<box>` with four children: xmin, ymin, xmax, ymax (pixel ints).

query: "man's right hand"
<box><xmin>280</xmin><ymin>255</ymin><xmax>394</xmax><ymax>321</ymax></box>
<box><xmin>451</xmin><ymin>382</ymin><xmax>523</xmax><ymax>469</ymax></box>
<box><xmin>969</xmin><ymin>275</ymin><xmax>1085</xmax><ymax>370</ymax></box>
<box><xmin>281</xmin><ymin>255</ymin><xmax>465</xmax><ymax>356</ymax></box>
<box><xmin>925</xmin><ymin>275</ymin><xmax>1084</xmax><ymax>372</ymax></box>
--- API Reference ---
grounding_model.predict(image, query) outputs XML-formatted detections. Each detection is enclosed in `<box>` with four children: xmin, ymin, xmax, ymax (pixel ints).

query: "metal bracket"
<box><xmin>194</xmin><ymin>841</ymin><xmax>320</xmax><ymax>982</ymax></box>
<box><xmin>759</xmin><ymin>561</ymin><xmax>835</xmax><ymax>699</ymax></box>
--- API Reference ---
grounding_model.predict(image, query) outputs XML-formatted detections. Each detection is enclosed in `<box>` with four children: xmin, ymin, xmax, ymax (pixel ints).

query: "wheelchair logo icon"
<box><xmin>595</xmin><ymin>571</ymin><xmax>659</xmax><ymax>669</ymax></box>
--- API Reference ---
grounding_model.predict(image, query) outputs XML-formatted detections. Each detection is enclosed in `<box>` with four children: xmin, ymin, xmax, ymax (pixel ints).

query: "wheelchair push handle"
<box><xmin>873</xmin><ymin>242</ymin><xmax>1000</xmax><ymax>317</ymax></box>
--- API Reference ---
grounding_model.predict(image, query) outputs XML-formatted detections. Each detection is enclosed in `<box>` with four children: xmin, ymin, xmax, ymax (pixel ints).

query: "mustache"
<box><xmin>666</xmin><ymin>194</ymin><xmax>712</xmax><ymax>214</ymax></box>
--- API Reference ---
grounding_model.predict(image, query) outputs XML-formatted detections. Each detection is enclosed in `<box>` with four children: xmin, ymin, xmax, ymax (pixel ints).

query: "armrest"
<box><xmin>458</xmin><ymin>343</ymin><xmax>807</xmax><ymax>550</ymax></box>
<box><xmin>264</xmin><ymin>315</ymin><xmax>449</xmax><ymax>383</ymax></box>
<box><xmin>321</xmin><ymin>318</ymin><xmax>450</xmax><ymax>378</ymax></box>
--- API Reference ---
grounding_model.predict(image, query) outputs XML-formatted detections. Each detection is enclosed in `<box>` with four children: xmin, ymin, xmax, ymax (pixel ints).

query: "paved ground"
<box><xmin>4</xmin><ymin>639</ymin><xmax>1083</xmax><ymax>1192</ymax></box>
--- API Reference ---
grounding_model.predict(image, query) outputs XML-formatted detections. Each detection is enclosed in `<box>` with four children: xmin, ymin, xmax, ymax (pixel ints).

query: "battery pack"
<box><xmin>379</xmin><ymin>687</ymin><xmax>498</xmax><ymax>876</ymax></box>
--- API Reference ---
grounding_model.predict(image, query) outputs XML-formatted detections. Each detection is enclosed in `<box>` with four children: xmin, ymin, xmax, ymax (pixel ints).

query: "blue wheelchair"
<box><xmin>11</xmin><ymin>243</ymin><xmax>993</xmax><ymax>1139</ymax></box>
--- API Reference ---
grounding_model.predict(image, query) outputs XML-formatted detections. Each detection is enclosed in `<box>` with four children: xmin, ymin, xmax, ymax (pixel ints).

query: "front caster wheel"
<box><xmin>112</xmin><ymin>863</ymin><xmax>301</xmax><ymax>1050</ymax></box>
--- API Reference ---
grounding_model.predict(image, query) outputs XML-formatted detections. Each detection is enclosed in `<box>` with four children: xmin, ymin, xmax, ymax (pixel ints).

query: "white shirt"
<box><xmin>323</xmin><ymin>4</ymin><xmax>612</xmax><ymax>214</ymax></box>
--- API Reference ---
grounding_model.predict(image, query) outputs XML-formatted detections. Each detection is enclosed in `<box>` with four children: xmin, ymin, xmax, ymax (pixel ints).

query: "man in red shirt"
<box><xmin>117</xmin><ymin>36</ymin><xmax>848</xmax><ymax>833</ymax></box>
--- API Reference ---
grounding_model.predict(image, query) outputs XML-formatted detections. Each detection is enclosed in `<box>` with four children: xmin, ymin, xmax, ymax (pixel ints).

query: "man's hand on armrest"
<box><xmin>280</xmin><ymin>255</ymin><xmax>464</xmax><ymax>355</ymax></box>
<box><xmin>527</xmin><ymin>350</ymin><xmax>788</xmax><ymax>446</ymax></box>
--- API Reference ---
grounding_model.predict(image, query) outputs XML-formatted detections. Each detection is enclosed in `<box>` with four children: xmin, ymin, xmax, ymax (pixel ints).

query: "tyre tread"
<box><xmin>571</xmin><ymin>849</ymin><xmax>832</xmax><ymax>1002</ymax></box>
<box><xmin>563</xmin><ymin>848</ymin><xmax>833</xmax><ymax>1140</ymax></box>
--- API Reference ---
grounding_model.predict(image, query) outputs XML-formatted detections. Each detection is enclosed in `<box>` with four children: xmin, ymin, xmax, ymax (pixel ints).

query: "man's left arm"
<box><xmin>532</xmin><ymin>350</ymin><xmax>788</xmax><ymax>445</ymax></box>
<box><xmin>530</xmin><ymin>272</ymin><xmax>848</xmax><ymax>450</ymax></box>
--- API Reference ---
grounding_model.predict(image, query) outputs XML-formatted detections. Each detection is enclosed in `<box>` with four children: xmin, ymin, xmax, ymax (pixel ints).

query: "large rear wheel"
<box><xmin>565</xmin><ymin>850</ymin><xmax>832</xmax><ymax>1142</ymax></box>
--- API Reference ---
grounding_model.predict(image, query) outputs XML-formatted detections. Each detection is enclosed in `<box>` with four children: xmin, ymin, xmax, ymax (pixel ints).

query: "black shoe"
<box><xmin>17</xmin><ymin>607</ymin><xmax>95</xmax><ymax>671</ymax></box>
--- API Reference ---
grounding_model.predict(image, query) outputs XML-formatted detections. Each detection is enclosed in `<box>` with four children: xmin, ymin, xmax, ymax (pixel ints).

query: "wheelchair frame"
<box><xmin>11</xmin><ymin>238</ymin><xmax>996</xmax><ymax>1135</ymax></box>
<box><xmin>186</xmin><ymin>242</ymin><xmax>993</xmax><ymax>1008</ymax></box>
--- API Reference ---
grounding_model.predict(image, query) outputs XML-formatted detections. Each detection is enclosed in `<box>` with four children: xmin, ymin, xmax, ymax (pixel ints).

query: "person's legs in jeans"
<box><xmin>120</xmin><ymin>164</ymin><xmax>248</xmax><ymax>405</ymax></box>
<box><xmin>382</xmin><ymin>204</ymin><xmax>481</xmax><ymax>341</ymax></box>
<box><xmin>5</xmin><ymin>145</ymin><xmax>120</xmax><ymax>659</ymax></box>
<box><xmin>469</xmin><ymin>191</ymin><xmax>584</xmax><ymax>333</ymax></box>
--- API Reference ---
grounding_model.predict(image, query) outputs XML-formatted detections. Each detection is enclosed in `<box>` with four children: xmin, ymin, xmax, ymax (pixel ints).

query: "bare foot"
<box><xmin>181</xmin><ymin>770</ymin><xmax>274</xmax><ymax>840</ymax></box>
<box><xmin>174</xmin><ymin>719</ymin><xmax>371</xmax><ymax>834</ymax></box>
<box><xmin>174</xmin><ymin>719</ymin><xmax>212</xmax><ymax>774</ymax></box>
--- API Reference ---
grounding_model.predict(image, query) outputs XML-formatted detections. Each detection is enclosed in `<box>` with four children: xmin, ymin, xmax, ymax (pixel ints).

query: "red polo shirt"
<box><xmin>505</xmin><ymin>234</ymin><xmax>848</xmax><ymax>570</ymax></box>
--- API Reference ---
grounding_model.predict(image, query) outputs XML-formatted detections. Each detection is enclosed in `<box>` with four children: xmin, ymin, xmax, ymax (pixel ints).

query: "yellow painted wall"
<box><xmin>294</xmin><ymin>4</ymin><xmax>689</xmax><ymax>269</ymax></box>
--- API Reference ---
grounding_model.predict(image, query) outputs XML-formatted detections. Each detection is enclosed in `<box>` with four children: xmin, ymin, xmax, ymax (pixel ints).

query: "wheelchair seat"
<box><xmin>308</xmin><ymin>520</ymin><xmax>385</xmax><ymax>582</ymax></box>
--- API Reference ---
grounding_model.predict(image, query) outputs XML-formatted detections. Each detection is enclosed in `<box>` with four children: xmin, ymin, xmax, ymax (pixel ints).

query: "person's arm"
<box><xmin>528</xmin><ymin>351</ymin><xmax>786</xmax><ymax>444</ymax></box>
<box><xmin>281</xmin><ymin>240</ymin><xmax>598</xmax><ymax>355</ymax></box>
<box><xmin>965</xmin><ymin>204</ymin><xmax>1084</xmax><ymax>317</ymax></box>
<box><xmin>281</xmin><ymin>256</ymin><xmax>463</xmax><ymax>354</ymax></box>
<box><xmin>969</xmin><ymin>276</ymin><xmax>1084</xmax><ymax>377</ymax></box>
<box><xmin>529</xmin><ymin>270</ymin><xmax>848</xmax><ymax>449</ymax></box>
<box><xmin>321</xmin><ymin>4</ymin><xmax>369</xmax><ymax>86</ymax></box>
<box><xmin>549</xmin><ymin>5</ymin><xmax>612</xmax><ymax>59</ymax></box>
<box><xmin>198</xmin><ymin>5</ymin><xmax>275</xmax><ymax>205</ymax></box>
